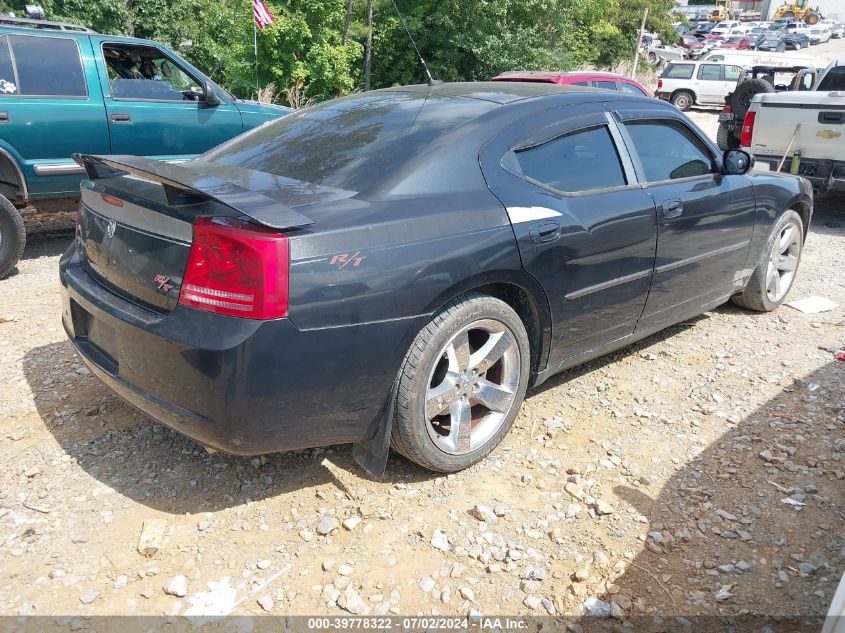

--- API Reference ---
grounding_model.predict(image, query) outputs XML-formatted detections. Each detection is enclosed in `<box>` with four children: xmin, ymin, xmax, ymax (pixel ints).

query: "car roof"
<box><xmin>490</xmin><ymin>70</ymin><xmax>641</xmax><ymax>84</ymax></box>
<box><xmin>0</xmin><ymin>24</ymin><xmax>180</xmax><ymax>48</ymax></box>
<box><xmin>379</xmin><ymin>81</ymin><xmax>605</xmax><ymax>105</ymax></box>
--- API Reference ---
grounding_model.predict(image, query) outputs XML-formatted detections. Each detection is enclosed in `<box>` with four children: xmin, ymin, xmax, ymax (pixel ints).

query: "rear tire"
<box><xmin>671</xmin><ymin>90</ymin><xmax>694</xmax><ymax>111</ymax></box>
<box><xmin>716</xmin><ymin>123</ymin><xmax>739</xmax><ymax>150</ymax></box>
<box><xmin>732</xmin><ymin>210</ymin><xmax>803</xmax><ymax>312</ymax></box>
<box><xmin>0</xmin><ymin>195</ymin><xmax>25</xmax><ymax>280</ymax></box>
<box><xmin>391</xmin><ymin>292</ymin><xmax>530</xmax><ymax>473</ymax></box>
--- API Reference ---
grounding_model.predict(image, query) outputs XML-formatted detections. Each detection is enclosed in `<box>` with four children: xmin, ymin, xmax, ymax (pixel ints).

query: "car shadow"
<box><xmin>22</xmin><ymin>341</ymin><xmax>440</xmax><ymax>515</ymax></box>
<box><xmin>529</xmin><ymin>314</ymin><xmax>709</xmax><ymax>398</ymax></box>
<box><xmin>570</xmin><ymin>360</ymin><xmax>844</xmax><ymax>629</ymax></box>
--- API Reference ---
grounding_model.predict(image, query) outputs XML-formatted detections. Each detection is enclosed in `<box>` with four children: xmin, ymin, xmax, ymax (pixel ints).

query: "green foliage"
<box><xmin>1</xmin><ymin>0</ymin><xmax>679</xmax><ymax>105</ymax></box>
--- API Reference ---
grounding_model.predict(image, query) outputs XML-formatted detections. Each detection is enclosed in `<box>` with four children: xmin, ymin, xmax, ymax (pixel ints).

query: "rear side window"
<box><xmin>625</xmin><ymin>120</ymin><xmax>714</xmax><ymax>182</ymax></box>
<box><xmin>663</xmin><ymin>63</ymin><xmax>694</xmax><ymax>79</ymax></box>
<box><xmin>618</xmin><ymin>82</ymin><xmax>645</xmax><ymax>95</ymax></box>
<box><xmin>818</xmin><ymin>66</ymin><xmax>845</xmax><ymax>91</ymax></box>
<box><xmin>8</xmin><ymin>35</ymin><xmax>86</xmax><ymax>97</ymax></box>
<box><xmin>595</xmin><ymin>80</ymin><xmax>617</xmax><ymax>90</ymax></box>
<box><xmin>0</xmin><ymin>36</ymin><xmax>16</xmax><ymax>95</ymax></box>
<box><xmin>202</xmin><ymin>92</ymin><xmax>497</xmax><ymax>191</ymax></box>
<box><xmin>697</xmin><ymin>64</ymin><xmax>722</xmax><ymax>81</ymax></box>
<box><xmin>515</xmin><ymin>126</ymin><xmax>627</xmax><ymax>193</ymax></box>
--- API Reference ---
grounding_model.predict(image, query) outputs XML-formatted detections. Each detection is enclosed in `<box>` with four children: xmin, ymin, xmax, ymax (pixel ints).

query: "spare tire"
<box><xmin>730</xmin><ymin>78</ymin><xmax>775</xmax><ymax>119</ymax></box>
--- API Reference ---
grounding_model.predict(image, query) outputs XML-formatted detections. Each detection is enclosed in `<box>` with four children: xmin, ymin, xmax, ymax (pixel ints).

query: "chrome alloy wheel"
<box><xmin>766</xmin><ymin>220</ymin><xmax>801</xmax><ymax>303</ymax></box>
<box><xmin>424</xmin><ymin>319</ymin><xmax>521</xmax><ymax>455</ymax></box>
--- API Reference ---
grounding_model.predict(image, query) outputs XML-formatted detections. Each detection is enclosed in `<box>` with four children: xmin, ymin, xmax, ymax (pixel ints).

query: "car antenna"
<box><xmin>389</xmin><ymin>0</ymin><xmax>442</xmax><ymax>86</ymax></box>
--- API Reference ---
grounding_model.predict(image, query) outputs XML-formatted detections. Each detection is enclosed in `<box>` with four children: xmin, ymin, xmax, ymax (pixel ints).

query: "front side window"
<box><xmin>595</xmin><ymin>80</ymin><xmax>617</xmax><ymax>90</ymax></box>
<box><xmin>663</xmin><ymin>63</ymin><xmax>694</xmax><ymax>79</ymax></box>
<box><xmin>515</xmin><ymin>126</ymin><xmax>627</xmax><ymax>193</ymax></box>
<box><xmin>0</xmin><ymin>36</ymin><xmax>16</xmax><ymax>95</ymax></box>
<box><xmin>8</xmin><ymin>35</ymin><xmax>86</xmax><ymax>97</ymax></box>
<box><xmin>697</xmin><ymin>64</ymin><xmax>722</xmax><ymax>81</ymax></box>
<box><xmin>625</xmin><ymin>120</ymin><xmax>714</xmax><ymax>182</ymax></box>
<box><xmin>103</xmin><ymin>43</ymin><xmax>200</xmax><ymax>101</ymax></box>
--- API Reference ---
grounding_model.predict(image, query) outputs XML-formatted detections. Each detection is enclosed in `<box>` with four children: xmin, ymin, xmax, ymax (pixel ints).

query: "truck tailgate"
<box><xmin>747</xmin><ymin>91</ymin><xmax>845</xmax><ymax>161</ymax></box>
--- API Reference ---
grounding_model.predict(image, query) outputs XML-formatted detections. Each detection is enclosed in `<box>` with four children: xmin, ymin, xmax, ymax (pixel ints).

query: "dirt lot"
<box><xmin>1</xmin><ymin>53</ymin><xmax>844</xmax><ymax>628</ymax></box>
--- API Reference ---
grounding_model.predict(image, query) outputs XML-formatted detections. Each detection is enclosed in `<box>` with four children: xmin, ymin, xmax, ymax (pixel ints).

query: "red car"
<box><xmin>490</xmin><ymin>71</ymin><xmax>650</xmax><ymax>96</ymax></box>
<box><xmin>681</xmin><ymin>32</ymin><xmax>705</xmax><ymax>49</ymax></box>
<box><xmin>721</xmin><ymin>35</ymin><xmax>751</xmax><ymax>49</ymax></box>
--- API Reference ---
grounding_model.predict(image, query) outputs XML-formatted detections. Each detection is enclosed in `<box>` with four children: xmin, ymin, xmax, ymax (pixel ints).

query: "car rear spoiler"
<box><xmin>73</xmin><ymin>154</ymin><xmax>314</xmax><ymax>230</ymax></box>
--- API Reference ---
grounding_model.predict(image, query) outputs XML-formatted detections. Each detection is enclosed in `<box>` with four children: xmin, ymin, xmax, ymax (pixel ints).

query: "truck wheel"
<box><xmin>0</xmin><ymin>195</ymin><xmax>25</xmax><ymax>280</ymax></box>
<box><xmin>671</xmin><ymin>90</ymin><xmax>694</xmax><ymax>111</ymax></box>
<box><xmin>732</xmin><ymin>210</ymin><xmax>803</xmax><ymax>312</ymax></box>
<box><xmin>730</xmin><ymin>78</ymin><xmax>775</xmax><ymax>120</ymax></box>
<box><xmin>391</xmin><ymin>292</ymin><xmax>530</xmax><ymax>472</ymax></box>
<box><xmin>716</xmin><ymin>123</ymin><xmax>739</xmax><ymax>151</ymax></box>
<box><xmin>805</xmin><ymin>12</ymin><xmax>818</xmax><ymax>25</ymax></box>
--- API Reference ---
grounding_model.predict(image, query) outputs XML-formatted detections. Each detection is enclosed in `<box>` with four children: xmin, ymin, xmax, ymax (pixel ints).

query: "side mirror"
<box><xmin>723</xmin><ymin>149</ymin><xmax>753</xmax><ymax>175</ymax></box>
<box><xmin>202</xmin><ymin>80</ymin><xmax>221</xmax><ymax>106</ymax></box>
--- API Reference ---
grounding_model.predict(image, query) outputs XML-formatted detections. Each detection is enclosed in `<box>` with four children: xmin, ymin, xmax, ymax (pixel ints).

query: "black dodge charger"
<box><xmin>60</xmin><ymin>82</ymin><xmax>813</xmax><ymax>476</ymax></box>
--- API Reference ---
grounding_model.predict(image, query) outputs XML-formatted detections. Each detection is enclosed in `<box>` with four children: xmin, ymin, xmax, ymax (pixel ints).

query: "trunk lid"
<box><xmin>75</xmin><ymin>155</ymin><xmax>325</xmax><ymax>313</ymax></box>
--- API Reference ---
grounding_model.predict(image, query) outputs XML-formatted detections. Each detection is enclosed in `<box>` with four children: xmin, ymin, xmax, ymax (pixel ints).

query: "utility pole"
<box><xmin>364</xmin><ymin>0</ymin><xmax>373</xmax><ymax>90</ymax></box>
<box><xmin>631</xmin><ymin>6</ymin><xmax>648</xmax><ymax>79</ymax></box>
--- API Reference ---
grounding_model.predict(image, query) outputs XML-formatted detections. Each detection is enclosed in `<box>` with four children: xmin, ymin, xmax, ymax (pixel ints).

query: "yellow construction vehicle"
<box><xmin>772</xmin><ymin>0</ymin><xmax>822</xmax><ymax>25</ymax></box>
<box><xmin>708</xmin><ymin>0</ymin><xmax>738</xmax><ymax>22</ymax></box>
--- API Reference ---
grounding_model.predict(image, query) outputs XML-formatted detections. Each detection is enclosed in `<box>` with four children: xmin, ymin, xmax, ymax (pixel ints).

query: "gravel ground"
<box><xmin>1</xmin><ymin>43</ymin><xmax>844</xmax><ymax>627</ymax></box>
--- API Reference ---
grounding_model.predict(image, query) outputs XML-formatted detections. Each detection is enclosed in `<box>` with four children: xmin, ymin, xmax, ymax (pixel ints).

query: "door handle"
<box><xmin>529</xmin><ymin>221</ymin><xmax>561</xmax><ymax>244</ymax></box>
<box><xmin>661</xmin><ymin>199</ymin><xmax>684</xmax><ymax>219</ymax></box>
<box><xmin>818</xmin><ymin>111</ymin><xmax>843</xmax><ymax>124</ymax></box>
<box><xmin>110</xmin><ymin>113</ymin><xmax>131</xmax><ymax>123</ymax></box>
<box><xmin>0</xmin><ymin>111</ymin><xmax>8</xmax><ymax>122</ymax></box>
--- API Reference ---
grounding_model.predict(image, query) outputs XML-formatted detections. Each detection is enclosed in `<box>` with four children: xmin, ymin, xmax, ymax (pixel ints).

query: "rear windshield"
<box><xmin>201</xmin><ymin>92</ymin><xmax>496</xmax><ymax>191</ymax></box>
<box><xmin>663</xmin><ymin>63</ymin><xmax>695</xmax><ymax>79</ymax></box>
<box><xmin>817</xmin><ymin>66</ymin><xmax>845</xmax><ymax>91</ymax></box>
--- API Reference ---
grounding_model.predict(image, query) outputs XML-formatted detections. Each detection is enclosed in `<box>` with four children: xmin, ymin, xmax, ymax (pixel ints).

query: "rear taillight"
<box><xmin>657</xmin><ymin>79</ymin><xmax>663</xmax><ymax>90</ymax></box>
<box><xmin>722</xmin><ymin>102</ymin><xmax>732</xmax><ymax>113</ymax></box>
<box><xmin>740</xmin><ymin>111</ymin><xmax>756</xmax><ymax>147</ymax></box>
<box><xmin>179</xmin><ymin>217</ymin><xmax>289</xmax><ymax>320</ymax></box>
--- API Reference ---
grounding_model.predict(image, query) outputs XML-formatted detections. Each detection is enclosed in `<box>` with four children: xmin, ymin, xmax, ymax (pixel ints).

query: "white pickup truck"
<box><xmin>742</xmin><ymin>60</ymin><xmax>845</xmax><ymax>196</ymax></box>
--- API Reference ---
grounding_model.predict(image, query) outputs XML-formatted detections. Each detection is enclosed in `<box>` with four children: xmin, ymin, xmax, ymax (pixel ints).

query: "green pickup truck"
<box><xmin>0</xmin><ymin>16</ymin><xmax>291</xmax><ymax>279</ymax></box>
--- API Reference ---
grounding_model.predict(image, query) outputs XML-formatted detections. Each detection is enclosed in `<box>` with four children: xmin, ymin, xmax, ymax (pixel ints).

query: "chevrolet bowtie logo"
<box><xmin>817</xmin><ymin>129</ymin><xmax>842</xmax><ymax>140</ymax></box>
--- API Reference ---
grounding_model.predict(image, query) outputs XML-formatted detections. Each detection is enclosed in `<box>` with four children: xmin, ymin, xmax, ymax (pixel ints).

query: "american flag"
<box><xmin>253</xmin><ymin>0</ymin><xmax>275</xmax><ymax>29</ymax></box>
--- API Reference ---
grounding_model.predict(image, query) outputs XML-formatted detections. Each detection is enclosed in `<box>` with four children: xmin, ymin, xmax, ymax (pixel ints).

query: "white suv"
<box><xmin>655</xmin><ymin>61</ymin><xmax>743</xmax><ymax>111</ymax></box>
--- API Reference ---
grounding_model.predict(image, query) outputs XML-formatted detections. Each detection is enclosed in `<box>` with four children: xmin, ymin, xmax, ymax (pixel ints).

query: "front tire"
<box><xmin>732</xmin><ymin>210</ymin><xmax>804</xmax><ymax>312</ymax></box>
<box><xmin>391</xmin><ymin>293</ymin><xmax>530</xmax><ymax>472</ymax></box>
<box><xmin>0</xmin><ymin>195</ymin><xmax>25</xmax><ymax>280</ymax></box>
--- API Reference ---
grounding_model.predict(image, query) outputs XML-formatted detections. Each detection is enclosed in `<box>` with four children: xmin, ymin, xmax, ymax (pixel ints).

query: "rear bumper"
<box><xmin>752</xmin><ymin>155</ymin><xmax>845</xmax><ymax>193</ymax></box>
<box><xmin>59</xmin><ymin>244</ymin><xmax>422</xmax><ymax>455</ymax></box>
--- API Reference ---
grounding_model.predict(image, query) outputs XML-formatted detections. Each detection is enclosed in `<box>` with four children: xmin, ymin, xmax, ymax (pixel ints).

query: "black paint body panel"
<box><xmin>58</xmin><ymin>83</ymin><xmax>813</xmax><ymax>456</ymax></box>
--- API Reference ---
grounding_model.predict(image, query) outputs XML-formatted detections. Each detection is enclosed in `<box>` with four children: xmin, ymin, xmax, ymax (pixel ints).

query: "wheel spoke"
<box><xmin>772</xmin><ymin>268</ymin><xmax>782</xmax><ymax>298</ymax></box>
<box><xmin>425</xmin><ymin>374</ymin><xmax>460</xmax><ymax>419</ymax></box>
<box><xmin>775</xmin><ymin>254</ymin><xmax>798</xmax><ymax>273</ymax></box>
<box><xmin>446</xmin><ymin>330</ymin><xmax>470</xmax><ymax>373</ymax></box>
<box><xmin>779</xmin><ymin>225</ymin><xmax>798</xmax><ymax>252</ymax></box>
<box><xmin>470</xmin><ymin>330</ymin><xmax>515</xmax><ymax>374</ymax></box>
<box><xmin>448</xmin><ymin>398</ymin><xmax>472</xmax><ymax>453</ymax></box>
<box><xmin>473</xmin><ymin>378</ymin><xmax>514</xmax><ymax>413</ymax></box>
<box><xmin>765</xmin><ymin>262</ymin><xmax>777</xmax><ymax>296</ymax></box>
